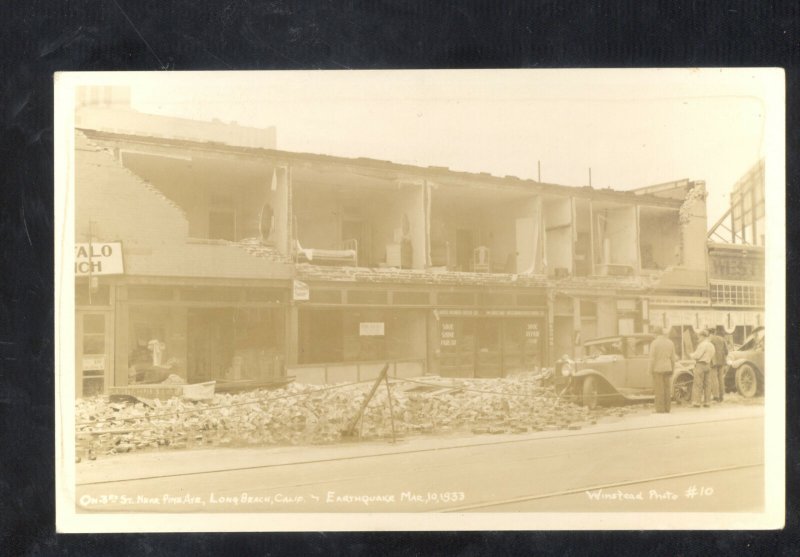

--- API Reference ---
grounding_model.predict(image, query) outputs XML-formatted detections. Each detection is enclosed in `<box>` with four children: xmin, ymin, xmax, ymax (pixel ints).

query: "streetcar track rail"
<box><xmin>75</xmin><ymin>462</ymin><xmax>764</xmax><ymax>513</ymax></box>
<box><xmin>77</xmin><ymin>413</ymin><xmax>761</xmax><ymax>487</ymax></box>
<box><xmin>438</xmin><ymin>462</ymin><xmax>764</xmax><ymax>512</ymax></box>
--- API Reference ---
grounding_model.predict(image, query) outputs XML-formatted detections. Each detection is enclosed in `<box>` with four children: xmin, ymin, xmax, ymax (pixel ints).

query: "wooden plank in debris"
<box><xmin>109</xmin><ymin>384</ymin><xmax>184</xmax><ymax>400</ymax></box>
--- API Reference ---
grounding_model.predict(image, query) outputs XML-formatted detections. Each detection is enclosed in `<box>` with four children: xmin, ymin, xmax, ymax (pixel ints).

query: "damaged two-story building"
<box><xmin>72</xmin><ymin>86</ymin><xmax>712</xmax><ymax>396</ymax></box>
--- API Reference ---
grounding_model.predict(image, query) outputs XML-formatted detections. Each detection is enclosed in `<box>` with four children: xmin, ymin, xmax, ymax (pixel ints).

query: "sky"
<box><xmin>107</xmin><ymin>69</ymin><xmax>774</xmax><ymax>227</ymax></box>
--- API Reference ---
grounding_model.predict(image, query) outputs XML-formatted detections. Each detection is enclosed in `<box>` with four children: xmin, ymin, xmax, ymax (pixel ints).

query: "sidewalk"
<box><xmin>75</xmin><ymin>401</ymin><xmax>764</xmax><ymax>486</ymax></box>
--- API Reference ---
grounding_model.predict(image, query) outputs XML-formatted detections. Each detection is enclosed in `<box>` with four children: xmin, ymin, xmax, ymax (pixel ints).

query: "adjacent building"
<box><xmin>73</xmin><ymin>87</ymin><xmax>714</xmax><ymax>396</ymax></box>
<box><xmin>705</xmin><ymin>159</ymin><xmax>766</xmax><ymax>347</ymax></box>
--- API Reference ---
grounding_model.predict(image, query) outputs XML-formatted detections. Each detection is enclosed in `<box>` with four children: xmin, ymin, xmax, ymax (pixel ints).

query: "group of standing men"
<box><xmin>648</xmin><ymin>326</ymin><xmax>729</xmax><ymax>413</ymax></box>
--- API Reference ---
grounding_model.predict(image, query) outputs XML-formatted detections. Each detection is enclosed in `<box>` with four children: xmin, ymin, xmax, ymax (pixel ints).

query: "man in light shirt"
<box><xmin>707</xmin><ymin>327</ymin><xmax>729</xmax><ymax>402</ymax></box>
<box><xmin>689</xmin><ymin>329</ymin><xmax>716</xmax><ymax>408</ymax></box>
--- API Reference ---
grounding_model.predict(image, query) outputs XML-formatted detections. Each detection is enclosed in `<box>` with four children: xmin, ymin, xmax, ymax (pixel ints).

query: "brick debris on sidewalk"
<box><xmin>74</xmin><ymin>373</ymin><xmax>661</xmax><ymax>461</ymax></box>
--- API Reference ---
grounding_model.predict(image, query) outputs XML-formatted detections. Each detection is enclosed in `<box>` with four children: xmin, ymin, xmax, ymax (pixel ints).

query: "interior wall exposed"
<box><xmin>593</xmin><ymin>204</ymin><xmax>638</xmax><ymax>267</ymax></box>
<box><xmin>543</xmin><ymin>196</ymin><xmax>573</xmax><ymax>276</ymax></box>
<box><xmin>430</xmin><ymin>188</ymin><xmax>539</xmax><ymax>273</ymax></box>
<box><xmin>120</xmin><ymin>152</ymin><xmax>285</xmax><ymax>246</ymax></box>
<box><xmin>639</xmin><ymin>207</ymin><xmax>681</xmax><ymax>270</ymax></box>
<box><xmin>396</xmin><ymin>185</ymin><xmax>426</xmax><ymax>269</ymax></box>
<box><xmin>293</xmin><ymin>186</ymin><xmax>340</xmax><ymax>250</ymax></box>
<box><xmin>574</xmin><ymin>199</ymin><xmax>592</xmax><ymax>276</ymax></box>
<box><xmin>293</xmin><ymin>180</ymin><xmax>424</xmax><ymax>268</ymax></box>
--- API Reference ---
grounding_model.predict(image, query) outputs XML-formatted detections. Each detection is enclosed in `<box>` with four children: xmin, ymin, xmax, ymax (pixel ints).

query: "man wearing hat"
<box><xmin>649</xmin><ymin>327</ymin><xmax>678</xmax><ymax>413</ymax></box>
<box><xmin>689</xmin><ymin>329</ymin><xmax>716</xmax><ymax>407</ymax></box>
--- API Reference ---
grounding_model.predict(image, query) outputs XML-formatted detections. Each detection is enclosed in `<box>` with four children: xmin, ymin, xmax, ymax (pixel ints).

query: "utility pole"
<box><xmin>589</xmin><ymin>167</ymin><xmax>592</xmax><ymax>188</ymax></box>
<box><xmin>537</xmin><ymin>160</ymin><xmax>541</xmax><ymax>182</ymax></box>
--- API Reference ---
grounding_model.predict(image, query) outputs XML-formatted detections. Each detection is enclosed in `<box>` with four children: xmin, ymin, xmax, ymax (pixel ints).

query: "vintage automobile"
<box><xmin>553</xmin><ymin>334</ymin><xmax>694</xmax><ymax>408</ymax></box>
<box><xmin>725</xmin><ymin>326</ymin><xmax>765</xmax><ymax>398</ymax></box>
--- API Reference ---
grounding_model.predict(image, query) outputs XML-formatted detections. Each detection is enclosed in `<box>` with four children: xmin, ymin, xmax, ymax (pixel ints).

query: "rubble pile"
<box><xmin>75</xmin><ymin>374</ymin><xmax>639</xmax><ymax>459</ymax></box>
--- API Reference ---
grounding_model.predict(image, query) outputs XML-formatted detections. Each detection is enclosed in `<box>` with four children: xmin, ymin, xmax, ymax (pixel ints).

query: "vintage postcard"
<box><xmin>54</xmin><ymin>69</ymin><xmax>784</xmax><ymax>531</ymax></box>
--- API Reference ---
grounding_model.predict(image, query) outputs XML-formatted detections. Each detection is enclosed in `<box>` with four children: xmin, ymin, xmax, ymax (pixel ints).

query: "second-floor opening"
<box><xmin>429</xmin><ymin>181</ymin><xmax>542</xmax><ymax>274</ymax></box>
<box><xmin>292</xmin><ymin>167</ymin><xmax>426</xmax><ymax>269</ymax></box>
<box><xmin>118</xmin><ymin>149</ymin><xmax>290</xmax><ymax>253</ymax></box>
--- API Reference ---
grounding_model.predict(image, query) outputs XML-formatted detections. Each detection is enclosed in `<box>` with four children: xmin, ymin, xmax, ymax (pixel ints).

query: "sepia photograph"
<box><xmin>54</xmin><ymin>69</ymin><xmax>784</xmax><ymax>531</ymax></box>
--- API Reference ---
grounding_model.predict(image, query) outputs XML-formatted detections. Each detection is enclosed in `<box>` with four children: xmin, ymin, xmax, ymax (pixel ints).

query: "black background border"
<box><xmin>0</xmin><ymin>1</ymin><xmax>797</xmax><ymax>555</ymax></box>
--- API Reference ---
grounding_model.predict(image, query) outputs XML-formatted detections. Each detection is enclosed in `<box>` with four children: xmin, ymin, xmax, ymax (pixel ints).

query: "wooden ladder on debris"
<box><xmin>342</xmin><ymin>363</ymin><xmax>397</xmax><ymax>443</ymax></box>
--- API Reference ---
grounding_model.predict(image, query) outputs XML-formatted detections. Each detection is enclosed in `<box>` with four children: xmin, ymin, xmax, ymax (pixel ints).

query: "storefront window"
<box><xmin>438</xmin><ymin>316</ymin><xmax>543</xmax><ymax>377</ymax></box>
<box><xmin>230</xmin><ymin>308</ymin><xmax>285</xmax><ymax>381</ymax></box>
<box><xmin>129</xmin><ymin>304</ymin><xmax>286</xmax><ymax>384</ymax></box>
<box><xmin>299</xmin><ymin>308</ymin><xmax>426</xmax><ymax>364</ymax></box>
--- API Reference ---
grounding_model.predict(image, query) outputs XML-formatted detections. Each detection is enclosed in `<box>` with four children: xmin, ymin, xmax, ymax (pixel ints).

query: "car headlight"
<box><xmin>726</xmin><ymin>355</ymin><xmax>733</xmax><ymax>365</ymax></box>
<box><xmin>561</xmin><ymin>359</ymin><xmax>575</xmax><ymax>376</ymax></box>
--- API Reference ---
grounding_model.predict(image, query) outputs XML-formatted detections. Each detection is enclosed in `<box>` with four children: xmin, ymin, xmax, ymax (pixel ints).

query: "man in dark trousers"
<box><xmin>649</xmin><ymin>327</ymin><xmax>677</xmax><ymax>413</ymax></box>
<box><xmin>690</xmin><ymin>329</ymin><xmax>716</xmax><ymax>408</ymax></box>
<box><xmin>708</xmin><ymin>327</ymin><xmax>729</xmax><ymax>402</ymax></box>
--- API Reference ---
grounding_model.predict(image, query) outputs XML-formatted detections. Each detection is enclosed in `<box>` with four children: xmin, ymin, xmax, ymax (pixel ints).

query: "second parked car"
<box><xmin>725</xmin><ymin>326</ymin><xmax>765</xmax><ymax>398</ymax></box>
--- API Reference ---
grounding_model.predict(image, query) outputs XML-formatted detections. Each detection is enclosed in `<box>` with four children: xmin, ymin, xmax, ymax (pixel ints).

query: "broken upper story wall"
<box><xmin>629</xmin><ymin>177</ymin><xmax>710</xmax><ymax>289</ymax></box>
<box><xmin>678</xmin><ymin>181</ymin><xmax>709</xmax><ymax>269</ymax></box>
<box><xmin>74</xmin><ymin>131</ymin><xmax>292</xmax><ymax>280</ymax></box>
<box><xmin>428</xmin><ymin>178</ymin><xmax>541</xmax><ymax>274</ymax></box>
<box><xmin>291</xmin><ymin>167</ymin><xmax>426</xmax><ymax>269</ymax></box>
<box><xmin>543</xmin><ymin>196</ymin><xmax>573</xmax><ymax>276</ymax></box>
<box><xmin>638</xmin><ymin>206</ymin><xmax>681</xmax><ymax>270</ymax></box>
<box><xmin>75</xmin><ymin>86</ymin><xmax>276</xmax><ymax>150</ymax></box>
<box><xmin>76</xmin><ymin>115</ymin><xmax>703</xmax><ymax>286</ymax></box>
<box><xmin>79</xmin><ymin>130</ymin><xmax>292</xmax><ymax>256</ymax></box>
<box><xmin>591</xmin><ymin>202</ymin><xmax>638</xmax><ymax>271</ymax></box>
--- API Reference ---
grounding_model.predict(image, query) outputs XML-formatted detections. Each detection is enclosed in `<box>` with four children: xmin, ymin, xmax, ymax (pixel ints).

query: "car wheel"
<box><xmin>735</xmin><ymin>364</ymin><xmax>759</xmax><ymax>398</ymax></box>
<box><xmin>581</xmin><ymin>376</ymin><xmax>599</xmax><ymax>409</ymax></box>
<box><xmin>672</xmin><ymin>374</ymin><xmax>693</xmax><ymax>404</ymax></box>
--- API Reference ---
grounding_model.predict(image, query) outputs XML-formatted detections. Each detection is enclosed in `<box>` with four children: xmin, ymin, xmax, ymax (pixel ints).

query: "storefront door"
<box><xmin>437</xmin><ymin>316</ymin><xmax>544</xmax><ymax>378</ymax></box>
<box><xmin>437</xmin><ymin>318</ymin><xmax>475</xmax><ymax>377</ymax></box>
<box><xmin>187</xmin><ymin>308</ymin><xmax>235</xmax><ymax>382</ymax></box>
<box><xmin>502</xmin><ymin>319</ymin><xmax>543</xmax><ymax>373</ymax></box>
<box><xmin>75</xmin><ymin>311</ymin><xmax>113</xmax><ymax>397</ymax></box>
<box><xmin>475</xmin><ymin>320</ymin><xmax>502</xmax><ymax>377</ymax></box>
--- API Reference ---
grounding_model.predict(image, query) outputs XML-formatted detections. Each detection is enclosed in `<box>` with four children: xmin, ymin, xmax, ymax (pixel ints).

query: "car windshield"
<box><xmin>626</xmin><ymin>337</ymin><xmax>651</xmax><ymax>357</ymax></box>
<box><xmin>739</xmin><ymin>328</ymin><xmax>765</xmax><ymax>351</ymax></box>
<box><xmin>586</xmin><ymin>340</ymin><xmax>623</xmax><ymax>357</ymax></box>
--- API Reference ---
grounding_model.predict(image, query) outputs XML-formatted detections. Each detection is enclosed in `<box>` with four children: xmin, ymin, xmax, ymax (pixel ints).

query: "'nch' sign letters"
<box><xmin>75</xmin><ymin>242</ymin><xmax>124</xmax><ymax>276</ymax></box>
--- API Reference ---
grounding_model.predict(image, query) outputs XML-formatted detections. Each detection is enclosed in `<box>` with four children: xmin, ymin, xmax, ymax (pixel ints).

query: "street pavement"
<box><xmin>74</xmin><ymin>402</ymin><xmax>764</xmax><ymax>513</ymax></box>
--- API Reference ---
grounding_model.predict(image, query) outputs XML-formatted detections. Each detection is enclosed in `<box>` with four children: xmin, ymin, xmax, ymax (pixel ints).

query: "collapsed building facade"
<box><xmin>73</xmin><ymin>87</ymin><xmax>715</xmax><ymax>397</ymax></box>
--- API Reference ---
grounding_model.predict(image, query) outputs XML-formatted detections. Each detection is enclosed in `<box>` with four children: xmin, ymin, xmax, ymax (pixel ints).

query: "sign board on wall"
<box><xmin>359</xmin><ymin>322</ymin><xmax>385</xmax><ymax>336</ymax></box>
<box><xmin>440</xmin><ymin>321</ymin><xmax>456</xmax><ymax>347</ymax></box>
<box><xmin>82</xmin><ymin>355</ymin><xmax>105</xmax><ymax>371</ymax></box>
<box><xmin>438</xmin><ymin>309</ymin><xmax>544</xmax><ymax>318</ymax></box>
<box><xmin>708</xmin><ymin>250</ymin><xmax>765</xmax><ymax>281</ymax></box>
<box><xmin>75</xmin><ymin>243</ymin><xmax>124</xmax><ymax>276</ymax></box>
<box><xmin>292</xmin><ymin>280</ymin><xmax>310</xmax><ymax>301</ymax></box>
